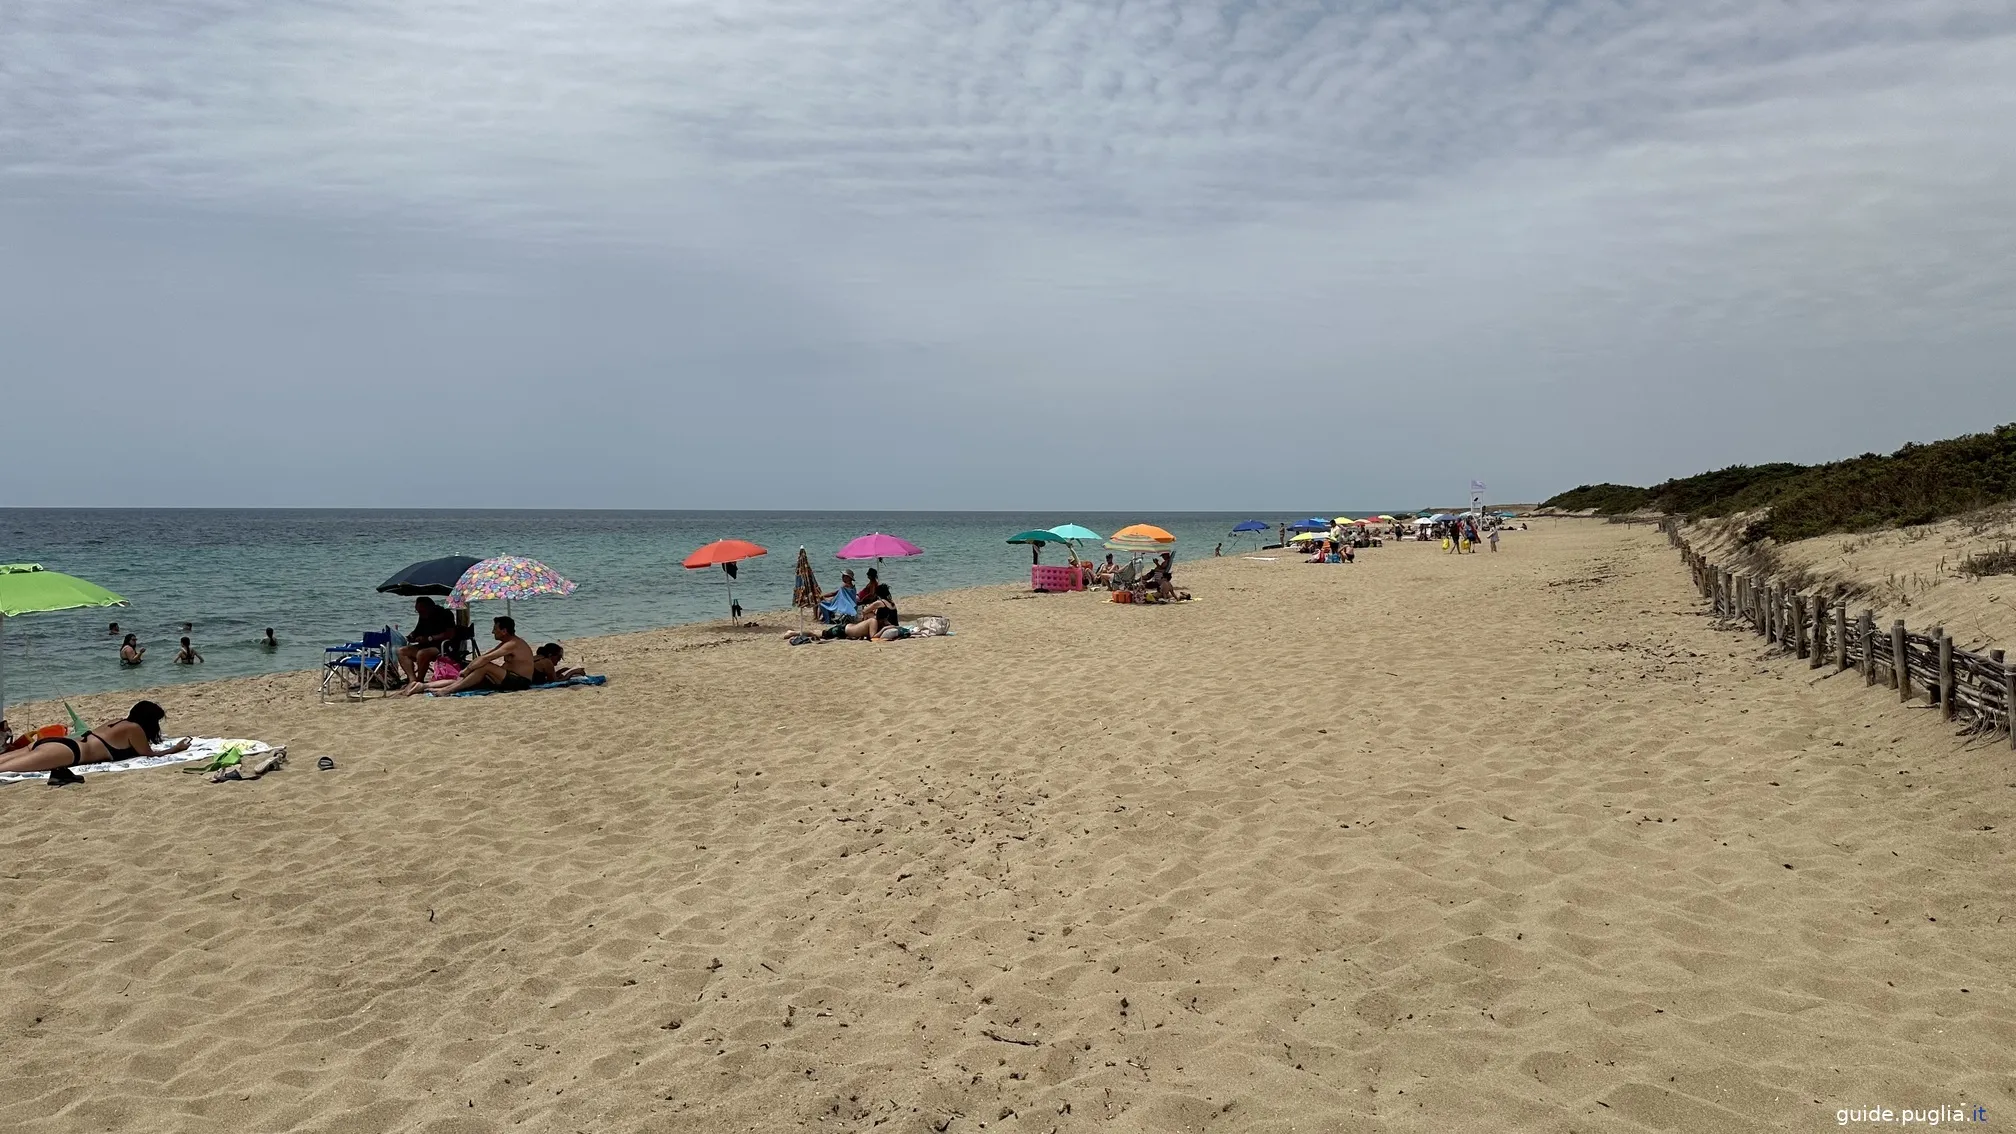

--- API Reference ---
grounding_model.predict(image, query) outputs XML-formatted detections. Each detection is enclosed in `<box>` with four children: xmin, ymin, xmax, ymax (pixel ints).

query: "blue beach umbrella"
<box><xmin>1230</xmin><ymin>520</ymin><xmax>1269</xmax><ymax>533</ymax></box>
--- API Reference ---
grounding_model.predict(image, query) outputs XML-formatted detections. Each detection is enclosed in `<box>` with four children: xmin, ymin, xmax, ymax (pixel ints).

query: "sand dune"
<box><xmin>1683</xmin><ymin>506</ymin><xmax>2016</xmax><ymax>651</ymax></box>
<box><xmin>3</xmin><ymin>521</ymin><xmax>2009</xmax><ymax>1132</ymax></box>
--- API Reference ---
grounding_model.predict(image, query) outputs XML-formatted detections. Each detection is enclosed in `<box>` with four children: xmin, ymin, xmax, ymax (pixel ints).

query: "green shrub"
<box><xmin>1539</xmin><ymin>483</ymin><xmax>1653</xmax><ymax>513</ymax></box>
<box><xmin>1540</xmin><ymin>423</ymin><xmax>2016</xmax><ymax>540</ymax></box>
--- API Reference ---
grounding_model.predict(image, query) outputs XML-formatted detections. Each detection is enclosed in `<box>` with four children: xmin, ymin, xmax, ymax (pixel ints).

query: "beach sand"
<box><xmin>3</xmin><ymin>521</ymin><xmax>2010</xmax><ymax>1132</ymax></box>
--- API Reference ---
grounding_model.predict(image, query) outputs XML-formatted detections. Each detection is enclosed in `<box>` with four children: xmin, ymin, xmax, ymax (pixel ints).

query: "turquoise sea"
<box><xmin>0</xmin><ymin>509</ymin><xmax>1383</xmax><ymax>707</ymax></box>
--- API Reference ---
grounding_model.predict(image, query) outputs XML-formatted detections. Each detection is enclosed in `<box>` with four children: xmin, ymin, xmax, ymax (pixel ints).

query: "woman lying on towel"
<box><xmin>785</xmin><ymin>605</ymin><xmax>904</xmax><ymax>644</ymax></box>
<box><xmin>532</xmin><ymin>643</ymin><xmax>586</xmax><ymax>684</ymax></box>
<box><xmin>0</xmin><ymin>700</ymin><xmax>191</xmax><ymax>785</ymax></box>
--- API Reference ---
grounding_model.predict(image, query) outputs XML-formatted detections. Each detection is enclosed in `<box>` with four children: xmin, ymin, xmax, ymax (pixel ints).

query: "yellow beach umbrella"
<box><xmin>1290</xmin><ymin>532</ymin><xmax>1326</xmax><ymax>543</ymax></box>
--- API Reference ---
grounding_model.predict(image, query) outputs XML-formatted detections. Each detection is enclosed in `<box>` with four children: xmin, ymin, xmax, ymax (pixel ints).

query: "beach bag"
<box><xmin>1441</xmin><ymin>537</ymin><xmax>1452</xmax><ymax>550</ymax></box>
<box><xmin>430</xmin><ymin>657</ymin><xmax>462</xmax><ymax>682</ymax></box>
<box><xmin>913</xmin><ymin>615</ymin><xmax>951</xmax><ymax>638</ymax></box>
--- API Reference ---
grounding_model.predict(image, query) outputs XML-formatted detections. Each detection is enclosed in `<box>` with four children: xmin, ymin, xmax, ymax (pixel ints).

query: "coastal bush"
<box><xmin>1543</xmin><ymin>423</ymin><xmax>2016</xmax><ymax>542</ymax></box>
<box><xmin>1539</xmin><ymin>483</ymin><xmax>1652</xmax><ymax>513</ymax></box>
<box><xmin>1959</xmin><ymin>543</ymin><xmax>2016</xmax><ymax>578</ymax></box>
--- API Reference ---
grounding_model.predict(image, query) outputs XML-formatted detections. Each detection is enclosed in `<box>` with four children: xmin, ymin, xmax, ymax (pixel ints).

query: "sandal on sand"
<box><xmin>317</xmin><ymin>756</ymin><xmax>335</xmax><ymax>771</ymax></box>
<box><xmin>47</xmin><ymin>766</ymin><xmax>84</xmax><ymax>787</ymax></box>
<box><xmin>247</xmin><ymin>749</ymin><xmax>288</xmax><ymax>778</ymax></box>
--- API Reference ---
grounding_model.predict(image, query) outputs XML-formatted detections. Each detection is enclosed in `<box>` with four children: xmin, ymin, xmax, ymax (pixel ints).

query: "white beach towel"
<box><xmin>0</xmin><ymin>737</ymin><xmax>279</xmax><ymax>785</ymax></box>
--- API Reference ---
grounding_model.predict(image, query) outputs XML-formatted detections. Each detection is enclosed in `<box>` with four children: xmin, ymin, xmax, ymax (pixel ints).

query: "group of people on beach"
<box><xmin>392</xmin><ymin>598</ymin><xmax>583</xmax><ymax>695</ymax></box>
<box><xmin>790</xmin><ymin>567</ymin><xmax>911</xmax><ymax>642</ymax></box>
<box><xmin>1086</xmin><ymin>551</ymin><xmax>1188</xmax><ymax>602</ymax></box>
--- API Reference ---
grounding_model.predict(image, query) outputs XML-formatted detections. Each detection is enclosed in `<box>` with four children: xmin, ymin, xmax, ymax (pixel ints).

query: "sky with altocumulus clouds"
<box><xmin>3</xmin><ymin>1</ymin><xmax>2012</xmax><ymax>509</ymax></box>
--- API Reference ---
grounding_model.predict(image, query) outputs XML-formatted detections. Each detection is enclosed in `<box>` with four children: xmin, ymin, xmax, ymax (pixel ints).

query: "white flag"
<box><xmin>1470</xmin><ymin>479</ymin><xmax>1487</xmax><ymax>494</ymax></box>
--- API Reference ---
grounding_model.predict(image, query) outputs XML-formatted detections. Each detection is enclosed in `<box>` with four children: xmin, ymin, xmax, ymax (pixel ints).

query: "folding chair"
<box><xmin>320</xmin><ymin>630</ymin><xmax>396</xmax><ymax>702</ymax></box>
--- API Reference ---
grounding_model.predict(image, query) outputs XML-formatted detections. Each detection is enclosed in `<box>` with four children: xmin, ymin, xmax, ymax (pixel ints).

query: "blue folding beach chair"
<box><xmin>320</xmin><ymin>629</ymin><xmax>396</xmax><ymax>702</ymax></box>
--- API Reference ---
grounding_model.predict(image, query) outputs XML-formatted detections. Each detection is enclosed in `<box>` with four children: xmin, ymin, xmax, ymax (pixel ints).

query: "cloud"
<box><xmin>2</xmin><ymin>1</ymin><xmax>2013</xmax><ymax>506</ymax></box>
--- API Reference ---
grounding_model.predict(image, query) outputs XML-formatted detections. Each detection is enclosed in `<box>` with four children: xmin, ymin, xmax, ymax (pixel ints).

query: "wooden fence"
<box><xmin>1662</xmin><ymin>520</ymin><xmax>2015</xmax><ymax>748</ymax></box>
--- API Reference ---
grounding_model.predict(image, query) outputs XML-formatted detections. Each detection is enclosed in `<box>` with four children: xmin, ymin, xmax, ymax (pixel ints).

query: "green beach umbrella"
<box><xmin>1007</xmin><ymin>529</ymin><xmax>1062</xmax><ymax>564</ymax></box>
<box><xmin>0</xmin><ymin>564</ymin><xmax>127</xmax><ymax>728</ymax></box>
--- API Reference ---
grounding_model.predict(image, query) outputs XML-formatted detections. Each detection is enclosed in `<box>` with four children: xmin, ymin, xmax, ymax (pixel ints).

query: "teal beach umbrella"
<box><xmin>1007</xmin><ymin>529</ymin><xmax>1061</xmax><ymax>564</ymax></box>
<box><xmin>0</xmin><ymin>564</ymin><xmax>128</xmax><ymax>729</ymax></box>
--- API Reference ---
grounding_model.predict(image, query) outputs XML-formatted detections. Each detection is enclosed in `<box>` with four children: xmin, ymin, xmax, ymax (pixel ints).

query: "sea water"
<box><xmin>0</xmin><ymin>509</ymin><xmax>1380</xmax><ymax>706</ymax></box>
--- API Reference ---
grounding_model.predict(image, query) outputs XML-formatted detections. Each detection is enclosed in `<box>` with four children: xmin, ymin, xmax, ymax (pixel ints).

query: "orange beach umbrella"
<box><xmin>1111</xmin><ymin>524</ymin><xmax>1175</xmax><ymax>543</ymax></box>
<box><xmin>683</xmin><ymin>540</ymin><xmax>768</xmax><ymax>621</ymax></box>
<box><xmin>683</xmin><ymin>540</ymin><xmax>768</xmax><ymax>569</ymax></box>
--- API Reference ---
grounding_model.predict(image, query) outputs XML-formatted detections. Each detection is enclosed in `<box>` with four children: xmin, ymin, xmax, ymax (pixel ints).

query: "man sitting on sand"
<box><xmin>401</xmin><ymin>615</ymin><xmax>535</xmax><ymax>695</ymax></box>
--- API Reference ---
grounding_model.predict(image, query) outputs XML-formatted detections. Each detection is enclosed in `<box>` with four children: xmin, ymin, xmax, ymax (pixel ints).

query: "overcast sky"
<box><xmin>3</xmin><ymin>1</ymin><xmax>2012</xmax><ymax>509</ymax></box>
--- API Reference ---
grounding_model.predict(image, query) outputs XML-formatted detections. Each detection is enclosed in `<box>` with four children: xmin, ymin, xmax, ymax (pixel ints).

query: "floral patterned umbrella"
<box><xmin>448</xmin><ymin>556</ymin><xmax>577</xmax><ymax>611</ymax></box>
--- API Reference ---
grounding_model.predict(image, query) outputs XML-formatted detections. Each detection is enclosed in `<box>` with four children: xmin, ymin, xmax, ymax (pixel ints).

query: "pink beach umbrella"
<box><xmin>835</xmin><ymin>533</ymin><xmax>923</xmax><ymax>562</ymax></box>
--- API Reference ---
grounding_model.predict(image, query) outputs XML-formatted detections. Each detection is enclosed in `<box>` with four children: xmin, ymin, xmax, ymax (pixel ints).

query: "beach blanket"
<box><xmin>0</xmin><ymin>737</ymin><xmax>279</xmax><ymax>786</ymax></box>
<box><xmin>442</xmin><ymin>674</ymin><xmax>607</xmax><ymax>697</ymax></box>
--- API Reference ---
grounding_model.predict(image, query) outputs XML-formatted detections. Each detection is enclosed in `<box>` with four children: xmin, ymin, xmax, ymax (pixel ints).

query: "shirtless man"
<box><xmin>401</xmin><ymin>615</ymin><xmax>535</xmax><ymax>695</ymax></box>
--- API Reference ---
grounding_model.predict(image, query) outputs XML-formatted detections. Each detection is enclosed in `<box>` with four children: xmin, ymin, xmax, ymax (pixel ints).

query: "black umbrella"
<box><xmin>376</xmin><ymin>556</ymin><xmax>483</xmax><ymax>597</ymax></box>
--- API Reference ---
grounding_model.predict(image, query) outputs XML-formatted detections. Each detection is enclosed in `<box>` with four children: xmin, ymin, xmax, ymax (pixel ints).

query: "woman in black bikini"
<box><xmin>0</xmin><ymin>700</ymin><xmax>191</xmax><ymax>785</ymax></box>
<box><xmin>119</xmin><ymin>633</ymin><xmax>145</xmax><ymax>666</ymax></box>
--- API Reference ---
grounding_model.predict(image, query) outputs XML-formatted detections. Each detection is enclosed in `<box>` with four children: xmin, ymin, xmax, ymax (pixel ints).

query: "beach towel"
<box><xmin>0</xmin><ymin>737</ymin><xmax>281</xmax><ymax>786</ymax></box>
<box><xmin>818</xmin><ymin>587</ymin><xmax>858</xmax><ymax>624</ymax></box>
<box><xmin>442</xmin><ymin>674</ymin><xmax>607</xmax><ymax>698</ymax></box>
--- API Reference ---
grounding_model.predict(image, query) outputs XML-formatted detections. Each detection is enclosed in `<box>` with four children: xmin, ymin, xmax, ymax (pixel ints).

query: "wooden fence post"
<box><xmin>1862</xmin><ymin>611</ymin><xmax>1877</xmax><ymax>685</ymax></box>
<box><xmin>1834</xmin><ymin>603</ymin><xmax>1848</xmax><ymax>670</ymax></box>
<box><xmin>1893</xmin><ymin>620</ymin><xmax>1910</xmax><ymax>699</ymax></box>
<box><xmin>1765</xmin><ymin>585</ymin><xmax>1777</xmax><ymax>643</ymax></box>
<box><xmin>2006</xmin><ymin>662</ymin><xmax>2016</xmax><ymax>751</ymax></box>
<box><xmin>1811</xmin><ymin>599</ymin><xmax>1826</xmax><ymax>669</ymax></box>
<box><xmin>1938</xmin><ymin>632</ymin><xmax>1955</xmax><ymax>720</ymax></box>
<box><xmin>1793</xmin><ymin>594</ymin><xmax>1808</xmax><ymax>658</ymax></box>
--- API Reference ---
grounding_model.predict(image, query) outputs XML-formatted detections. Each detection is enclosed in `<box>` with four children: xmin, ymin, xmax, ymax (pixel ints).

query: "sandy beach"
<box><xmin>3</xmin><ymin>520</ymin><xmax>2010</xmax><ymax>1133</ymax></box>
